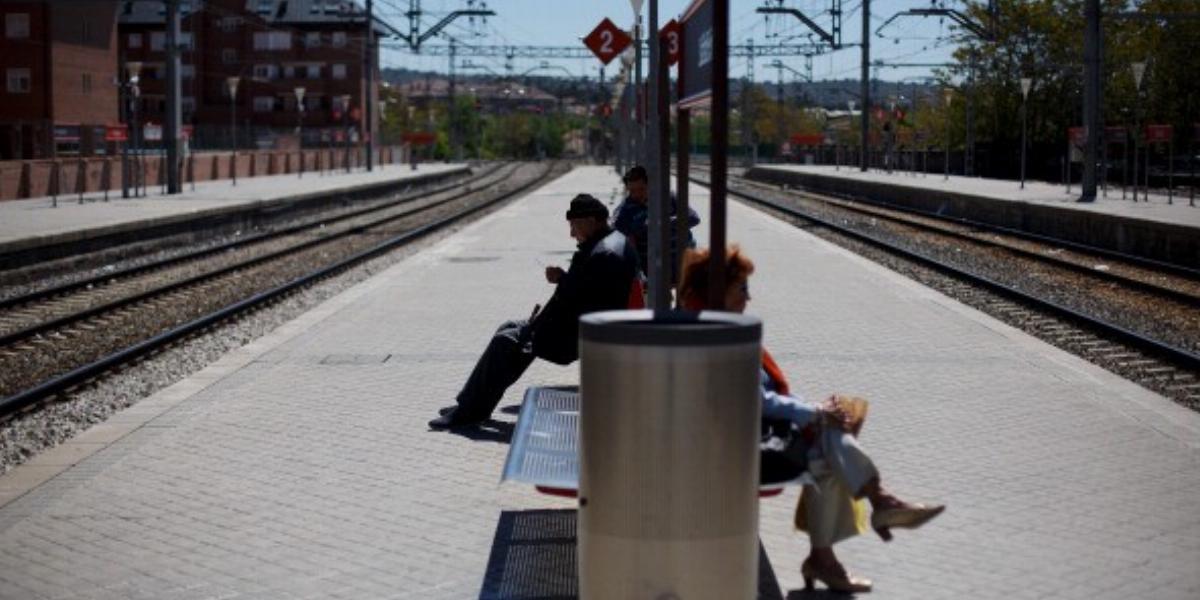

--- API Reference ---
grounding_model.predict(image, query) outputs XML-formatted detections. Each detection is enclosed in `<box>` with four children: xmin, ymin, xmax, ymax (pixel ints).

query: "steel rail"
<box><xmin>0</xmin><ymin>164</ymin><xmax>503</xmax><ymax>313</ymax></box>
<box><xmin>726</xmin><ymin>176</ymin><xmax>1200</xmax><ymax>309</ymax></box>
<box><xmin>0</xmin><ymin>165</ymin><xmax>520</xmax><ymax>349</ymax></box>
<box><xmin>0</xmin><ymin>163</ymin><xmax>561</xmax><ymax>419</ymax></box>
<box><xmin>691</xmin><ymin>176</ymin><xmax>1200</xmax><ymax>373</ymax></box>
<box><xmin>739</xmin><ymin>172</ymin><xmax>1200</xmax><ymax>281</ymax></box>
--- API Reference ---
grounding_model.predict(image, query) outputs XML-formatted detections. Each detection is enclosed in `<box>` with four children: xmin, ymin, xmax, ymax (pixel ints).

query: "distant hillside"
<box><xmin>382</xmin><ymin>69</ymin><xmax>940</xmax><ymax>109</ymax></box>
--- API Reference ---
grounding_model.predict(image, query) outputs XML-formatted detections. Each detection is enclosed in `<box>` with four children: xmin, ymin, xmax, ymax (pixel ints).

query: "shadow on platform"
<box><xmin>451</xmin><ymin>419</ymin><xmax>514</xmax><ymax>444</ymax></box>
<box><xmin>478</xmin><ymin>509</ymin><xmax>785</xmax><ymax>599</ymax></box>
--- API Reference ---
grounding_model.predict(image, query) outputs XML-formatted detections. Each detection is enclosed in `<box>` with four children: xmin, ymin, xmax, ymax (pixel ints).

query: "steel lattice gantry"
<box><xmin>382</xmin><ymin>43</ymin><xmax>833</xmax><ymax>59</ymax></box>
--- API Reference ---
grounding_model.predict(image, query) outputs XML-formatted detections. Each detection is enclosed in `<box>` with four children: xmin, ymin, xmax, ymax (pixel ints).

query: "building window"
<box><xmin>181</xmin><ymin>64</ymin><xmax>195</xmax><ymax>79</ymax></box>
<box><xmin>332</xmin><ymin>64</ymin><xmax>347</xmax><ymax>79</ymax></box>
<box><xmin>222</xmin><ymin>48</ymin><xmax>236</xmax><ymax>64</ymax></box>
<box><xmin>253</xmin><ymin>64</ymin><xmax>278</xmax><ymax>79</ymax></box>
<box><xmin>150</xmin><ymin>32</ymin><xmax>165</xmax><ymax>51</ymax></box>
<box><xmin>219</xmin><ymin>17</ymin><xmax>240</xmax><ymax>32</ymax></box>
<box><xmin>179</xmin><ymin>32</ymin><xmax>193</xmax><ymax>50</ymax></box>
<box><xmin>305</xmin><ymin>32</ymin><xmax>320</xmax><ymax>48</ymax></box>
<box><xmin>253</xmin><ymin>30</ymin><xmax>291</xmax><ymax>50</ymax></box>
<box><xmin>253</xmin><ymin>0</ymin><xmax>274</xmax><ymax>15</ymax></box>
<box><xmin>5</xmin><ymin>13</ymin><xmax>29</xmax><ymax>39</ymax></box>
<box><xmin>82</xmin><ymin>73</ymin><xmax>92</xmax><ymax>94</ymax></box>
<box><xmin>128</xmin><ymin>33</ymin><xmax>142</xmax><ymax>48</ymax></box>
<box><xmin>6</xmin><ymin>68</ymin><xmax>31</xmax><ymax>93</ymax></box>
<box><xmin>182</xmin><ymin>96</ymin><xmax>196</xmax><ymax>113</ymax></box>
<box><xmin>306</xmin><ymin>64</ymin><xmax>321</xmax><ymax>79</ymax></box>
<box><xmin>331</xmin><ymin>31</ymin><xmax>346</xmax><ymax>47</ymax></box>
<box><xmin>253</xmin><ymin>96</ymin><xmax>274</xmax><ymax>112</ymax></box>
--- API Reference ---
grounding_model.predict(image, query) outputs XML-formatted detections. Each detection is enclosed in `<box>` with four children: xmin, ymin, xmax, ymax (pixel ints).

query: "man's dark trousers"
<box><xmin>454</xmin><ymin>319</ymin><xmax>537</xmax><ymax>420</ymax></box>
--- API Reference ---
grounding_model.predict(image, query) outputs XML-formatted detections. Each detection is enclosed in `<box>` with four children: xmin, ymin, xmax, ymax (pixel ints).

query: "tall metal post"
<box><xmin>448</xmin><ymin>40</ymin><xmax>457</xmax><ymax>160</ymax></box>
<box><xmin>648</xmin><ymin>0</ymin><xmax>669</xmax><ymax>311</ymax></box>
<box><xmin>966</xmin><ymin>55</ymin><xmax>976</xmax><ymax>176</ymax></box>
<box><xmin>228</xmin><ymin>76</ymin><xmax>239</xmax><ymax>186</ymax></box>
<box><xmin>1020</xmin><ymin>77</ymin><xmax>1031</xmax><ymax>189</ymax></box>
<box><xmin>675</xmin><ymin>107</ymin><xmax>689</xmax><ymax>303</ymax></box>
<box><xmin>120</xmin><ymin>63</ymin><xmax>130</xmax><ymax>199</ymax></box>
<box><xmin>364</xmin><ymin>0</ymin><xmax>375</xmax><ymax>171</ymax></box>
<box><xmin>1080</xmin><ymin>0</ymin><xmax>1100</xmax><ymax>201</ymax></box>
<box><xmin>709</xmin><ymin>0</ymin><xmax>729</xmax><ymax>310</ymax></box>
<box><xmin>859</xmin><ymin>0</ymin><xmax>870</xmax><ymax>172</ymax></box>
<box><xmin>165</xmin><ymin>0</ymin><xmax>182</xmax><ymax>194</ymax></box>
<box><xmin>1132</xmin><ymin>62</ymin><xmax>1145</xmax><ymax>202</ymax></box>
<box><xmin>633</xmin><ymin>13</ymin><xmax>643</xmax><ymax>165</ymax></box>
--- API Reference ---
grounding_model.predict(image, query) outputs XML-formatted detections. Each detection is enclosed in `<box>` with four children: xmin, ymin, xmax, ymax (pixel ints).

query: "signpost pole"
<box><xmin>708</xmin><ymin>0</ymin><xmax>728</xmax><ymax>310</ymax></box>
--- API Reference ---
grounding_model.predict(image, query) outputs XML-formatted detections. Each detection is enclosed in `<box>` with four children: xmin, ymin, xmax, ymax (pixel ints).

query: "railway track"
<box><xmin>0</xmin><ymin>161</ymin><xmax>563</xmax><ymax>419</ymax></box>
<box><xmin>690</xmin><ymin>171</ymin><xmax>1200</xmax><ymax>409</ymax></box>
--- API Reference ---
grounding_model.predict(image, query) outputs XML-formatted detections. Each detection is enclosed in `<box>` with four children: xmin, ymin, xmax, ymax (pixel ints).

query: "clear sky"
<box><xmin>376</xmin><ymin>0</ymin><xmax>965</xmax><ymax>84</ymax></box>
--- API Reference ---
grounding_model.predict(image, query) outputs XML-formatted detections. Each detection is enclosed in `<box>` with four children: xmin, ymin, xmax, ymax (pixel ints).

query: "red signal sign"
<box><xmin>584</xmin><ymin>18</ymin><xmax>632</xmax><ymax>65</ymax></box>
<box><xmin>660</xmin><ymin>19</ymin><xmax>681</xmax><ymax>66</ymax></box>
<box><xmin>104</xmin><ymin>124</ymin><xmax>128</xmax><ymax>142</ymax></box>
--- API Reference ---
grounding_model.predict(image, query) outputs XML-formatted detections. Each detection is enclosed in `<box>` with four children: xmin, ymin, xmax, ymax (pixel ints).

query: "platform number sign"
<box><xmin>661</xmin><ymin>19</ymin><xmax>681</xmax><ymax>66</ymax></box>
<box><xmin>584</xmin><ymin>18</ymin><xmax>632</xmax><ymax>65</ymax></box>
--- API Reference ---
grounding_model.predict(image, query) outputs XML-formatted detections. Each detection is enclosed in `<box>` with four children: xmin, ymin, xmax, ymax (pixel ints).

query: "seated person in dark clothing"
<box><xmin>429</xmin><ymin>194</ymin><xmax>641</xmax><ymax>430</ymax></box>
<box><xmin>611</xmin><ymin>165</ymin><xmax>701</xmax><ymax>279</ymax></box>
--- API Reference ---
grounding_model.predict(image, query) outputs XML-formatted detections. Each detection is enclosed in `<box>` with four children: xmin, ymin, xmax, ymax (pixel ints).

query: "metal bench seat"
<box><xmin>501</xmin><ymin>386</ymin><xmax>803</xmax><ymax>498</ymax></box>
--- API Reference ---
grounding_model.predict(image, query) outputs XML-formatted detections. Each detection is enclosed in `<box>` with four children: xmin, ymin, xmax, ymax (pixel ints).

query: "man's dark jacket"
<box><xmin>611</xmin><ymin>194</ymin><xmax>700</xmax><ymax>275</ymax></box>
<box><xmin>530</xmin><ymin>227</ymin><xmax>638</xmax><ymax>365</ymax></box>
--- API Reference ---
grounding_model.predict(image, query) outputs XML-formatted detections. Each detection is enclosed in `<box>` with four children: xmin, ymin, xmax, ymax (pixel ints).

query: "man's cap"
<box><xmin>565</xmin><ymin>194</ymin><xmax>609</xmax><ymax>221</ymax></box>
<box><xmin>623</xmin><ymin>165</ymin><xmax>648</xmax><ymax>183</ymax></box>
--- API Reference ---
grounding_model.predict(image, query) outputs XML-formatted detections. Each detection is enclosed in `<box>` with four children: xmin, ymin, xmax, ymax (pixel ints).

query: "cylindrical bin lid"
<box><xmin>577</xmin><ymin>309</ymin><xmax>763</xmax><ymax>600</ymax></box>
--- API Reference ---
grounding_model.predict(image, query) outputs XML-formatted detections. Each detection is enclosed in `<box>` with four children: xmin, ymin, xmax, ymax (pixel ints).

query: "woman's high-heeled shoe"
<box><xmin>801</xmin><ymin>558</ymin><xmax>873</xmax><ymax>593</ymax></box>
<box><xmin>871</xmin><ymin>503</ymin><xmax>945</xmax><ymax>542</ymax></box>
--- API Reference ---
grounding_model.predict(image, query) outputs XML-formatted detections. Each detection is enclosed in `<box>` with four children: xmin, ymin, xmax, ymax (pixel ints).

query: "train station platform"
<box><xmin>747</xmin><ymin>164</ymin><xmax>1200</xmax><ymax>268</ymax></box>
<box><xmin>0</xmin><ymin>162</ymin><xmax>470</xmax><ymax>270</ymax></box>
<box><xmin>1</xmin><ymin>166</ymin><xmax>1198</xmax><ymax>599</ymax></box>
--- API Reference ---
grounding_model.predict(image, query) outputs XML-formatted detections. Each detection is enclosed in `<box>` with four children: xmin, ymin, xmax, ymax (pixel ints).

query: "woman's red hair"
<box><xmin>677</xmin><ymin>246</ymin><xmax>755</xmax><ymax>311</ymax></box>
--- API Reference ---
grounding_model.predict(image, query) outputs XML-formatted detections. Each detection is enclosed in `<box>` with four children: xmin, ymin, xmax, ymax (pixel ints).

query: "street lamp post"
<box><xmin>122</xmin><ymin>61</ymin><xmax>142</xmax><ymax>198</ymax></box>
<box><xmin>227</xmin><ymin>76</ymin><xmax>240</xmax><ymax>186</ymax></box>
<box><xmin>1131</xmin><ymin>61</ymin><xmax>1146</xmax><ymax>201</ymax></box>
<box><xmin>1020</xmin><ymin>77</ymin><xmax>1032</xmax><ymax>189</ymax></box>
<box><xmin>943</xmin><ymin>88</ymin><xmax>953</xmax><ymax>181</ymax></box>
<box><xmin>341</xmin><ymin>94</ymin><xmax>352</xmax><ymax>173</ymax></box>
<box><xmin>131</xmin><ymin>78</ymin><xmax>142</xmax><ymax>197</ymax></box>
<box><xmin>294</xmin><ymin>86</ymin><xmax>306</xmax><ymax>178</ymax></box>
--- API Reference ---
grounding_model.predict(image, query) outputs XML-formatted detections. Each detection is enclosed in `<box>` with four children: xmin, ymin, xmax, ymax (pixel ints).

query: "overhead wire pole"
<box><xmin>875</xmin><ymin>3</ymin><xmax>996</xmax><ymax>177</ymax></box>
<box><xmin>860</xmin><ymin>0</ymin><xmax>869</xmax><ymax>171</ymax></box>
<box><xmin>633</xmin><ymin>4</ymin><xmax>643</xmax><ymax>167</ymax></box>
<box><xmin>647</xmin><ymin>0</ymin><xmax>668</xmax><ymax>312</ymax></box>
<box><xmin>1080</xmin><ymin>0</ymin><xmax>1100</xmax><ymax>201</ymax></box>
<box><xmin>165</xmin><ymin>0</ymin><xmax>181</xmax><ymax>193</ymax></box>
<box><xmin>365</xmin><ymin>0</ymin><xmax>375</xmax><ymax>171</ymax></box>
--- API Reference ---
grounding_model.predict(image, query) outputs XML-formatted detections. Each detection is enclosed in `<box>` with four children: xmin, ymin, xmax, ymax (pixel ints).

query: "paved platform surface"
<box><xmin>754</xmin><ymin>164</ymin><xmax>1200</xmax><ymax>229</ymax></box>
<box><xmin>1</xmin><ymin>166</ymin><xmax>1198</xmax><ymax>599</ymax></box>
<box><xmin>0</xmin><ymin>162</ymin><xmax>467</xmax><ymax>249</ymax></box>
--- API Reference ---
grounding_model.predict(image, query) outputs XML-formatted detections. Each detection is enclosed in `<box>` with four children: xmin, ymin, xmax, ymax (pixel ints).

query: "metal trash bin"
<box><xmin>578</xmin><ymin>310</ymin><xmax>763</xmax><ymax>599</ymax></box>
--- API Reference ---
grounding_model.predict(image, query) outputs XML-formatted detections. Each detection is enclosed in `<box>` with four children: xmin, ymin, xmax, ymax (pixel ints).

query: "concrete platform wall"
<box><xmin>746</xmin><ymin>166</ymin><xmax>1200</xmax><ymax>268</ymax></box>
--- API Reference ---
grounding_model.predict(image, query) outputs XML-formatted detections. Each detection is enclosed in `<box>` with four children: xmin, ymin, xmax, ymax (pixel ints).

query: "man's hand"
<box><xmin>545</xmin><ymin>266</ymin><xmax>566</xmax><ymax>284</ymax></box>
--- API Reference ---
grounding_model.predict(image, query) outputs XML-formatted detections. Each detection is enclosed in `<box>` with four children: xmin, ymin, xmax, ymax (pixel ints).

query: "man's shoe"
<box><xmin>428</xmin><ymin>407</ymin><xmax>483</xmax><ymax>430</ymax></box>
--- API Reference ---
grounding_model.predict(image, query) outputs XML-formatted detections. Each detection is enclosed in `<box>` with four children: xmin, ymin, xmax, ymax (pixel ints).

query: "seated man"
<box><xmin>611</xmin><ymin>165</ymin><xmax>701</xmax><ymax>280</ymax></box>
<box><xmin>429</xmin><ymin>194</ymin><xmax>640</xmax><ymax>430</ymax></box>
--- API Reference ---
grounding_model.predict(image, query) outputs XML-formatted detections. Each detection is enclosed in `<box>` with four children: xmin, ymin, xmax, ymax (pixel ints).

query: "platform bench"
<box><xmin>501</xmin><ymin>386</ymin><xmax>798</xmax><ymax>498</ymax></box>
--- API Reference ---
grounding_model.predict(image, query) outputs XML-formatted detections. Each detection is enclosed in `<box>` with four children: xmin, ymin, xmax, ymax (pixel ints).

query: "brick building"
<box><xmin>119</xmin><ymin>0</ymin><xmax>381</xmax><ymax>150</ymax></box>
<box><xmin>0</xmin><ymin>1</ymin><xmax>121</xmax><ymax>160</ymax></box>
